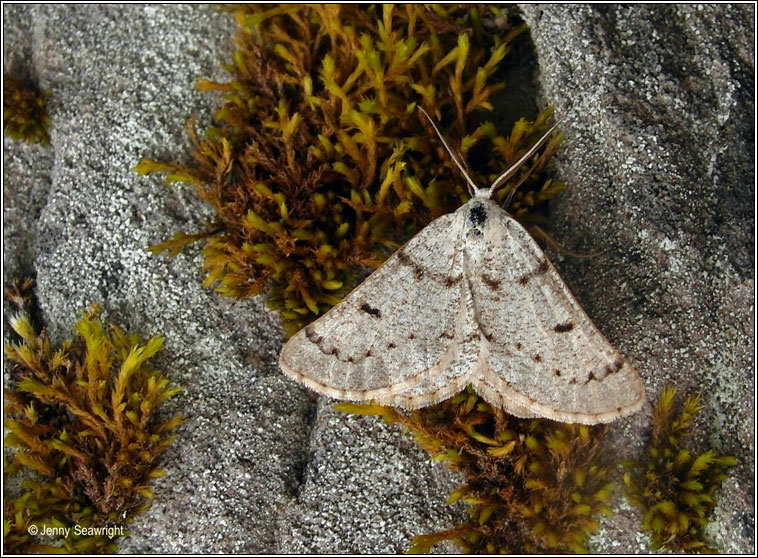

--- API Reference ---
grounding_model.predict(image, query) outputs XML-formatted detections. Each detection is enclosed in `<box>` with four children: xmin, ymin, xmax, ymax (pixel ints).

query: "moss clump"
<box><xmin>623</xmin><ymin>386</ymin><xmax>737</xmax><ymax>553</ymax></box>
<box><xmin>338</xmin><ymin>386</ymin><xmax>614</xmax><ymax>553</ymax></box>
<box><xmin>3</xmin><ymin>292</ymin><xmax>183</xmax><ymax>554</ymax></box>
<box><xmin>136</xmin><ymin>4</ymin><xmax>563</xmax><ymax>334</ymax></box>
<box><xmin>3</xmin><ymin>75</ymin><xmax>51</xmax><ymax>145</ymax></box>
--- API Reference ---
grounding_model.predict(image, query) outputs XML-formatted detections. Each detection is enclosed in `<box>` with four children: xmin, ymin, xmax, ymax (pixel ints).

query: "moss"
<box><xmin>338</xmin><ymin>386</ymin><xmax>615</xmax><ymax>553</ymax></box>
<box><xmin>136</xmin><ymin>5</ymin><xmax>564</xmax><ymax>335</ymax></box>
<box><xmin>622</xmin><ymin>386</ymin><xmax>737</xmax><ymax>553</ymax></box>
<box><xmin>3</xmin><ymin>75</ymin><xmax>51</xmax><ymax>145</ymax></box>
<box><xmin>3</xmin><ymin>283</ymin><xmax>183</xmax><ymax>554</ymax></box>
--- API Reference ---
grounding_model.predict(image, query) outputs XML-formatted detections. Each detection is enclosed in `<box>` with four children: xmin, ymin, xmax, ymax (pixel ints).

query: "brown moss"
<box><xmin>136</xmin><ymin>5</ymin><xmax>564</xmax><ymax>334</ymax></box>
<box><xmin>623</xmin><ymin>386</ymin><xmax>737</xmax><ymax>553</ymax></box>
<box><xmin>3</xmin><ymin>284</ymin><xmax>183</xmax><ymax>554</ymax></box>
<box><xmin>339</xmin><ymin>386</ymin><xmax>615</xmax><ymax>553</ymax></box>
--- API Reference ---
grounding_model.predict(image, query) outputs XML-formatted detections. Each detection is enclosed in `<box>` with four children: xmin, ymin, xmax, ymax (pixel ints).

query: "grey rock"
<box><xmin>2</xmin><ymin>3</ymin><xmax>753</xmax><ymax>555</ymax></box>
<box><xmin>519</xmin><ymin>4</ymin><xmax>754</xmax><ymax>553</ymax></box>
<box><xmin>4</xmin><ymin>4</ymin><xmax>313</xmax><ymax>554</ymax></box>
<box><xmin>3</xmin><ymin>4</ymin><xmax>54</xmax><ymax>281</ymax></box>
<box><xmin>276</xmin><ymin>400</ymin><xmax>461</xmax><ymax>554</ymax></box>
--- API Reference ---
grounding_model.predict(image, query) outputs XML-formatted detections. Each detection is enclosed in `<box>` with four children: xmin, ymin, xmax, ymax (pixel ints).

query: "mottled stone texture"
<box><xmin>519</xmin><ymin>4</ymin><xmax>754</xmax><ymax>553</ymax></box>
<box><xmin>2</xmin><ymin>4</ymin><xmax>753</xmax><ymax>554</ymax></box>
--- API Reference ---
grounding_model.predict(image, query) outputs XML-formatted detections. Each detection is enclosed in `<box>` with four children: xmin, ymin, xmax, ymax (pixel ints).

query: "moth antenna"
<box><xmin>490</xmin><ymin>118</ymin><xmax>564</xmax><ymax>200</ymax></box>
<box><xmin>418</xmin><ymin>107</ymin><xmax>479</xmax><ymax>196</ymax></box>
<box><xmin>502</xmin><ymin>157</ymin><xmax>541</xmax><ymax>211</ymax></box>
<box><xmin>530</xmin><ymin>225</ymin><xmax>605</xmax><ymax>259</ymax></box>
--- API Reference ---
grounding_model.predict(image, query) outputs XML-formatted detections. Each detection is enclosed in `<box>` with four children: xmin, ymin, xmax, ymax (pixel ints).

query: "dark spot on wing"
<box><xmin>463</xmin><ymin>332</ymin><xmax>479</xmax><ymax>343</ymax></box>
<box><xmin>408</xmin><ymin>333</ymin><xmax>415</xmax><ymax>340</ymax></box>
<box><xmin>444</xmin><ymin>276</ymin><xmax>459</xmax><ymax>288</ymax></box>
<box><xmin>306</xmin><ymin>329</ymin><xmax>375</xmax><ymax>364</ymax></box>
<box><xmin>469</xmin><ymin>203</ymin><xmax>488</xmax><ymax>227</ymax></box>
<box><xmin>569</xmin><ymin>378</ymin><xmax>577</xmax><ymax>385</ymax></box>
<box><xmin>440</xmin><ymin>331</ymin><xmax>454</xmax><ymax>339</ymax></box>
<box><xmin>586</xmin><ymin>371</ymin><xmax>596</xmax><ymax>383</ymax></box>
<box><xmin>554</xmin><ymin>322</ymin><xmax>574</xmax><ymax>333</ymax></box>
<box><xmin>388</xmin><ymin>342</ymin><xmax>396</xmax><ymax>349</ymax></box>
<box><xmin>396</xmin><ymin>249</ymin><xmax>427</xmax><ymax>280</ymax></box>
<box><xmin>360</xmin><ymin>302</ymin><xmax>381</xmax><ymax>317</ymax></box>
<box><xmin>398</xmin><ymin>249</ymin><xmax>456</xmax><ymax>283</ymax></box>
<box><xmin>305</xmin><ymin>326</ymin><xmax>323</xmax><ymax>345</ymax></box>
<box><xmin>519</xmin><ymin>261</ymin><xmax>550</xmax><ymax>286</ymax></box>
<box><xmin>533</xmin><ymin>354</ymin><xmax>542</xmax><ymax>362</ymax></box>
<box><xmin>482</xmin><ymin>274</ymin><xmax>501</xmax><ymax>290</ymax></box>
<box><xmin>515</xmin><ymin>342</ymin><xmax>522</xmax><ymax>350</ymax></box>
<box><xmin>554</xmin><ymin>369</ymin><xmax>561</xmax><ymax>376</ymax></box>
<box><xmin>601</xmin><ymin>358</ymin><xmax>625</xmax><ymax>380</ymax></box>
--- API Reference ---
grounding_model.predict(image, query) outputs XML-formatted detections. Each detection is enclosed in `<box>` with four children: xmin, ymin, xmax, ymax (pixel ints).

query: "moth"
<box><xmin>279</xmin><ymin>109</ymin><xmax>645</xmax><ymax>424</ymax></box>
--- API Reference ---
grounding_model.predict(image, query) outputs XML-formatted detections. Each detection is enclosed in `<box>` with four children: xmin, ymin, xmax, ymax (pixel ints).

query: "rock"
<box><xmin>277</xmin><ymin>400</ymin><xmax>461</xmax><ymax>554</ymax></box>
<box><xmin>519</xmin><ymin>4</ymin><xmax>754</xmax><ymax>553</ymax></box>
<box><xmin>4</xmin><ymin>5</ymin><xmax>312</xmax><ymax>553</ymax></box>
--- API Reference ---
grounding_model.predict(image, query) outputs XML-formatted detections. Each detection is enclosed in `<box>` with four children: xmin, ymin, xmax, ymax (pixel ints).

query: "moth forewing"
<box><xmin>463</xmin><ymin>201</ymin><xmax>645</xmax><ymax>424</ymax></box>
<box><xmin>279</xmin><ymin>209</ymin><xmax>474</xmax><ymax>402</ymax></box>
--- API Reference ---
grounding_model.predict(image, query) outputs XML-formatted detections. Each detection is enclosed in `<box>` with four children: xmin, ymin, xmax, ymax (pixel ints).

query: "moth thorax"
<box><xmin>468</xmin><ymin>203</ymin><xmax>489</xmax><ymax>228</ymax></box>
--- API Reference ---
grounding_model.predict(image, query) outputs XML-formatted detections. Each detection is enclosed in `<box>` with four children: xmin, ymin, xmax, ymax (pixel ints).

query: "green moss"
<box><xmin>3</xmin><ymin>286</ymin><xmax>182</xmax><ymax>554</ymax></box>
<box><xmin>136</xmin><ymin>5</ymin><xmax>564</xmax><ymax>334</ymax></box>
<box><xmin>3</xmin><ymin>75</ymin><xmax>51</xmax><ymax>145</ymax></box>
<box><xmin>622</xmin><ymin>386</ymin><xmax>737</xmax><ymax>553</ymax></box>
<box><xmin>338</xmin><ymin>386</ymin><xmax>614</xmax><ymax>553</ymax></box>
